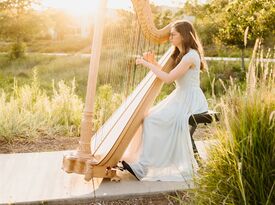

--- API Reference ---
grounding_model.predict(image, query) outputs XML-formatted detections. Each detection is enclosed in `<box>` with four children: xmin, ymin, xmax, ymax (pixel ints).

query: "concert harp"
<box><xmin>62</xmin><ymin>0</ymin><xmax>174</xmax><ymax>181</ymax></box>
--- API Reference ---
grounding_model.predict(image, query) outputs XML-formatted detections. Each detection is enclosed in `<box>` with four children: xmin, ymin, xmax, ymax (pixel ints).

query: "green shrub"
<box><xmin>9</xmin><ymin>42</ymin><xmax>26</xmax><ymax>59</ymax></box>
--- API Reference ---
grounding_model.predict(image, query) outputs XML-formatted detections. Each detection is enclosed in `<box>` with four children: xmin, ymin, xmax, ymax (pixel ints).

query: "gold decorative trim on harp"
<box><xmin>62</xmin><ymin>0</ymin><xmax>174</xmax><ymax>181</ymax></box>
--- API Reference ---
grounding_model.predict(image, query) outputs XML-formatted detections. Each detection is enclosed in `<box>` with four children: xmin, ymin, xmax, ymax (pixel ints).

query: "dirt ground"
<box><xmin>0</xmin><ymin>127</ymin><xmax>209</xmax><ymax>204</ymax></box>
<box><xmin>79</xmin><ymin>192</ymin><xmax>192</xmax><ymax>205</ymax></box>
<box><xmin>0</xmin><ymin>135</ymin><xmax>79</xmax><ymax>154</ymax></box>
<box><xmin>0</xmin><ymin>125</ymin><xmax>213</xmax><ymax>154</ymax></box>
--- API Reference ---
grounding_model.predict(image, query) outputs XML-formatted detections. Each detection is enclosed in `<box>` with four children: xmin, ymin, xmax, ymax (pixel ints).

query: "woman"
<box><xmin>122</xmin><ymin>20</ymin><xmax>208</xmax><ymax>181</ymax></box>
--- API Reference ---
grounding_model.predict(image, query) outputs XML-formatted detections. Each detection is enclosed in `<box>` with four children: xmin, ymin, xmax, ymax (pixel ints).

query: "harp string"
<box><xmin>92</xmin><ymin>1</ymin><xmax>169</xmax><ymax>153</ymax></box>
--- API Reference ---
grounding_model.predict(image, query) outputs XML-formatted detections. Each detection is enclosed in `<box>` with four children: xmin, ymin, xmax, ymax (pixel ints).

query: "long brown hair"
<box><xmin>171</xmin><ymin>20</ymin><xmax>206</xmax><ymax>70</ymax></box>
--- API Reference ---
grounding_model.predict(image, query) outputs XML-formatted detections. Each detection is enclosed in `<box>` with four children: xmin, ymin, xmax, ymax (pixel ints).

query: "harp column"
<box><xmin>77</xmin><ymin>0</ymin><xmax>107</xmax><ymax>157</ymax></box>
<box><xmin>62</xmin><ymin>0</ymin><xmax>107</xmax><ymax>175</ymax></box>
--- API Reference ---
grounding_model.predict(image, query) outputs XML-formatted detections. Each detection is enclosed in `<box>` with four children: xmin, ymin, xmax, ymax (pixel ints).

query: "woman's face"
<box><xmin>169</xmin><ymin>27</ymin><xmax>182</xmax><ymax>48</ymax></box>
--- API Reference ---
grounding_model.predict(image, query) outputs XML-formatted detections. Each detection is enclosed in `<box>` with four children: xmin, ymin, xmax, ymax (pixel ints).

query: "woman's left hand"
<box><xmin>136</xmin><ymin>56</ymin><xmax>146</xmax><ymax>66</ymax></box>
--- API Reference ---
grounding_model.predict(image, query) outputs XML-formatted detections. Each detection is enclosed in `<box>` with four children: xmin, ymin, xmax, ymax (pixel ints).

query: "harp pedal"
<box><xmin>105</xmin><ymin>166</ymin><xmax>123</xmax><ymax>172</ymax></box>
<box><xmin>105</xmin><ymin>166</ymin><xmax>121</xmax><ymax>182</ymax></box>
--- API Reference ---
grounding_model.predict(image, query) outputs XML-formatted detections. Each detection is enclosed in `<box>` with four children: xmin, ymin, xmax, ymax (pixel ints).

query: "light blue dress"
<box><xmin>130</xmin><ymin>49</ymin><xmax>208</xmax><ymax>181</ymax></box>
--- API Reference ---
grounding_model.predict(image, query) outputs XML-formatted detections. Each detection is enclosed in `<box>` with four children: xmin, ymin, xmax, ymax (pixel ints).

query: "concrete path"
<box><xmin>0</xmin><ymin>140</ymin><xmax>216</xmax><ymax>205</ymax></box>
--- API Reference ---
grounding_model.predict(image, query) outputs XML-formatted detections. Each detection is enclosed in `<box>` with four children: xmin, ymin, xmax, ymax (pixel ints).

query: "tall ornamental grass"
<box><xmin>0</xmin><ymin>70</ymin><xmax>125</xmax><ymax>142</ymax></box>
<box><xmin>189</xmin><ymin>40</ymin><xmax>275</xmax><ymax>205</ymax></box>
<box><xmin>0</xmin><ymin>70</ymin><xmax>83</xmax><ymax>141</ymax></box>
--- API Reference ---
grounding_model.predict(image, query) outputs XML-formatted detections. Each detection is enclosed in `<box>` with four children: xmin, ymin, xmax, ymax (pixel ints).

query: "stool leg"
<box><xmin>189</xmin><ymin>125</ymin><xmax>198</xmax><ymax>153</ymax></box>
<box><xmin>189</xmin><ymin>125</ymin><xmax>203</xmax><ymax>166</ymax></box>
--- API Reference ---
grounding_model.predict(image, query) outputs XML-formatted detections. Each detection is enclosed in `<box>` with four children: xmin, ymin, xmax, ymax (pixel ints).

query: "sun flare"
<box><xmin>41</xmin><ymin>0</ymin><xmax>186</xmax><ymax>17</ymax></box>
<box><xmin>42</xmin><ymin>0</ymin><xmax>135</xmax><ymax>16</ymax></box>
<box><xmin>42</xmin><ymin>0</ymin><xmax>100</xmax><ymax>16</ymax></box>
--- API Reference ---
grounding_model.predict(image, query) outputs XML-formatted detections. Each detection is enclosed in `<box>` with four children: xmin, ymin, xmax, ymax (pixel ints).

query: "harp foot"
<box><xmin>84</xmin><ymin>160</ymin><xmax>95</xmax><ymax>181</ymax></box>
<box><xmin>63</xmin><ymin>152</ymin><xmax>97</xmax><ymax>175</ymax></box>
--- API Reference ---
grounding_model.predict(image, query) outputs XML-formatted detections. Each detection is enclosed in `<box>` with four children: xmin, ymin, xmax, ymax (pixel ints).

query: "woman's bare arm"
<box><xmin>136</xmin><ymin>54</ymin><xmax>194</xmax><ymax>84</ymax></box>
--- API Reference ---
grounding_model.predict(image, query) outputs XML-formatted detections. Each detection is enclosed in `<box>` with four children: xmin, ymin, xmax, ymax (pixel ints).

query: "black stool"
<box><xmin>188</xmin><ymin>110</ymin><xmax>220</xmax><ymax>154</ymax></box>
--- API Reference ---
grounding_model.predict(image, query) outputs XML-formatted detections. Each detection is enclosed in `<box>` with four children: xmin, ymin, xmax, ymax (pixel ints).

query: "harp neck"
<box><xmin>131</xmin><ymin>0</ymin><xmax>171</xmax><ymax>43</ymax></box>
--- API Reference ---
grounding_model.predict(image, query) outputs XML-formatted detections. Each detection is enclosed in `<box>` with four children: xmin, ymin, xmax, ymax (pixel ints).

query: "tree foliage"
<box><xmin>150</xmin><ymin>4</ymin><xmax>174</xmax><ymax>29</ymax></box>
<box><xmin>41</xmin><ymin>9</ymin><xmax>77</xmax><ymax>40</ymax></box>
<box><xmin>0</xmin><ymin>0</ymin><xmax>45</xmax><ymax>58</ymax></box>
<box><xmin>0</xmin><ymin>0</ymin><xmax>44</xmax><ymax>41</ymax></box>
<box><xmin>177</xmin><ymin>0</ymin><xmax>274</xmax><ymax>49</ymax></box>
<box><xmin>217</xmin><ymin>0</ymin><xmax>275</xmax><ymax>48</ymax></box>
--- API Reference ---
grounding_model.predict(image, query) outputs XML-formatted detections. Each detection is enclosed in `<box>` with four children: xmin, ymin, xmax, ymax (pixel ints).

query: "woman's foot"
<box><xmin>122</xmin><ymin>161</ymin><xmax>139</xmax><ymax>181</ymax></box>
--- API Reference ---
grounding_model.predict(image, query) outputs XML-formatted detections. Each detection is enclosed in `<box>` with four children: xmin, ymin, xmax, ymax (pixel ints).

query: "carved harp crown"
<box><xmin>63</xmin><ymin>0</ymin><xmax>174</xmax><ymax>181</ymax></box>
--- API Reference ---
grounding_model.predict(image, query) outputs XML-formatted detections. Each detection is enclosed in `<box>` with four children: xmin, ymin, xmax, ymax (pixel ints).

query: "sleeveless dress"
<box><xmin>129</xmin><ymin>49</ymin><xmax>208</xmax><ymax>181</ymax></box>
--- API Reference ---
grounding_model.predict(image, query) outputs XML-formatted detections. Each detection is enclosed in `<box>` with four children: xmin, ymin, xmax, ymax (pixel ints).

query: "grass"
<box><xmin>0</xmin><ymin>54</ymin><xmax>90</xmax><ymax>99</ymax></box>
<box><xmin>0</xmin><ymin>39</ymin><xmax>257</xmax><ymax>57</ymax></box>
<box><xmin>185</xmin><ymin>40</ymin><xmax>275</xmax><ymax>205</ymax></box>
<box><xmin>27</xmin><ymin>38</ymin><xmax>92</xmax><ymax>53</ymax></box>
<box><xmin>0</xmin><ymin>38</ymin><xmax>92</xmax><ymax>54</ymax></box>
<box><xmin>201</xmin><ymin>60</ymin><xmax>248</xmax><ymax>99</ymax></box>
<box><xmin>191</xmin><ymin>87</ymin><xmax>275</xmax><ymax>205</ymax></box>
<box><xmin>0</xmin><ymin>71</ymin><xmax>83</xmax><ymax>141</ymax></box>
<box><xmin>0</xmin><ymin>51</ymin><xmax>252</xmax><ymax>100</ymax></box>
<box><xmin>204</xmin><ymin>45</ymin><xmax>253</xmax><ymax>58</ymax></box>
<box><xmin>0</xmin><ymin>71</ymin><xmax>126</xmax><ymax>142</ymax></box>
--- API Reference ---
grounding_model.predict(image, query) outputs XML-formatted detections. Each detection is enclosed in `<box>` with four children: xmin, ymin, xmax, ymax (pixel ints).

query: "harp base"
<box><xmin>62</xmin><ymin>153</ymin><xmax>94</xmax><ymax>175</ymax></box>
<box><xmin>62</xmin><ymin>154</ymin><xmax>120</xmax><ymax>181</ymax></box>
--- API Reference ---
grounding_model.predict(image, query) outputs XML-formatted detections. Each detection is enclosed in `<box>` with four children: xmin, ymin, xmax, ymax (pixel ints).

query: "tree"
<box><xmin>42</xmin><ymin>9</ymin><xmax>78</xmax><ymax>41</ymax></box>
<box><xmin>150</xmin><ymin>4</ymin><xmax>173</xmax><ymax>29</ymax></box>
<box><xmin>0</xmin><ymin>0</ymin><xmax>43</xmax><ymax>58</ymax></box>
<box><xmin>216</xmin><ymin>0</ymin><xmax>275</xmax><ymax>69</ymax></box>
<box><xmin>173</xmin><ymin>0</ymin><xmax>223</xmax><ymax>48</ymax></box>
<box><xmin>184</xmin><ymin>0</ymin><xmax>274</xmax><ymax>69</ymax></box>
